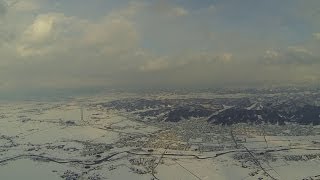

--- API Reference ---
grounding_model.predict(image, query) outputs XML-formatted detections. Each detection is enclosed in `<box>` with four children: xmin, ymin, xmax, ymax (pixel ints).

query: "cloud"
<box><xmin>217</xmin><ymin>53</ymin><xmax>233</xmax><ymax>62</ymax></box>
<box><xmin>16</xmin><ymin>13</ymin><xmax>72</xmax><ymax>56</ymax></box>
<box><xmin>179</xmin><ymin>52</ymin><xmax>233</xmax><ymax>65</ymax></box>
<box><xmin>171</xmin><ymin>7</ymin><xmax>188</xmax><ymax>17</ymax></box>
<box><xmin>263</xmin><ymin>47</ymin><xmax>319</xmax><ymax>65</ymax></box>
<box><xmin>0</xmin><ymin>0</ymin><xmax>7</xmax><ymax>16</ymax></box>
<box><xmin>263</xmin><ymin>49</ymin><xmax>279</xmax><ymax>59</ymax></box>
<box><xmin>83</xmin><ymin>17</ymin><xmax>139</xmax><ymax>56</ymax></box>
<box><xmin>108</xmin><ymin>1</ymin><xmax>144</xmax><ymax>19</ymax></box>
<box><xmin>313</xmin><ymin>33</ymin><xmax>320</xmax><ymax>40</ymax></box>
<box><xmin>12</xmin><ymin>0</ymin><xmax>40</xmax><ymax>12</ymax></box>
<box><xmin>24</xmin><ymin>13</ymin><xmax>60</xmax><ymax>43</ymax></box>
<box><xmin>151</xmin><ymin>1</ymin><xmax>188</xmax><ymax>17</ymax></box>
<box><xmin>14</xmin><ymin>1</ymin><xmax>142</xmax><ymax>58</ymax></box>
<box><xmin>0</xmin><ymin>2</ymin><xmax>145</xmax><ymax>91</ymax></box>
<box><xmin>2</xmin><ymin>0</ymin><xmax>320</xmax><ymax>97</ymax></box>
<box><xmin>287</xmin><ymin>46</ymin><xmax>312</xmax><ymax>55</ymax></box>
<box><xmin>140</xmin><ymin>56</ymin><xmax>169</xmax><ymax>72</ymax></box>
<box><xmin>138</xmin><ymin>51</ymin><xmax>233</xmax><ymax>73</ymax></box>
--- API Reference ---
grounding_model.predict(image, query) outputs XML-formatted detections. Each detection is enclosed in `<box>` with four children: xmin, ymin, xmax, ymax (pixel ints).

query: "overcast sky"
<box><xmin>1</xmin><ymin>0</ymin><xmax>320</xmax><ymax>97</ymax></box>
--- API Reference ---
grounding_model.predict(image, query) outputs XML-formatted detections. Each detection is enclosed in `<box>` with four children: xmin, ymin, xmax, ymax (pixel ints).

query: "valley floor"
<box><xmin>0</xmin><ymin>98</ymin><xmax>320</xmax><ymax>180</ymax></box>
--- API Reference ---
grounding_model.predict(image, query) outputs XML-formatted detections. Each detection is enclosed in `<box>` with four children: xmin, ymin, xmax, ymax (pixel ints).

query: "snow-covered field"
<box><xmin>0</xmin><ymin>97</ymin><xmax>320</xmax><ymax>180</ymax></box>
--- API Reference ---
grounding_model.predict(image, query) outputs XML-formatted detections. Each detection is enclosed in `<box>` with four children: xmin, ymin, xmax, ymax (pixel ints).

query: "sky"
<box><xmin>1</xmin><ymin>0</ymin><xmax>320</xmax><ymax>98</ymax></box>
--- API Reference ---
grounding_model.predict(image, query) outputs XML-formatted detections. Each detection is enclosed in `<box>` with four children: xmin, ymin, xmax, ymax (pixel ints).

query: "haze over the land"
<box><xmin>1</xmin><ymin>0</ymin><xmax>320</xmax><ymax>98</ymax></box>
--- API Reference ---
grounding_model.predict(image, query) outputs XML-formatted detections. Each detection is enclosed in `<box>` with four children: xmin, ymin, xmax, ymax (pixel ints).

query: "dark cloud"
<box><xmin>0</xmin><ymin>0</ymin><xmax>7</xmax><ymax>17</ymax></box>
<box><xmin>0</xmin><ymin>0</ymin><xmax>9</xmax><ymax>47</ymax></box>
<box><xmin>0</xmin><ymin>30</ymin><xmax>14</xmax><ymax>46</ymax></box>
